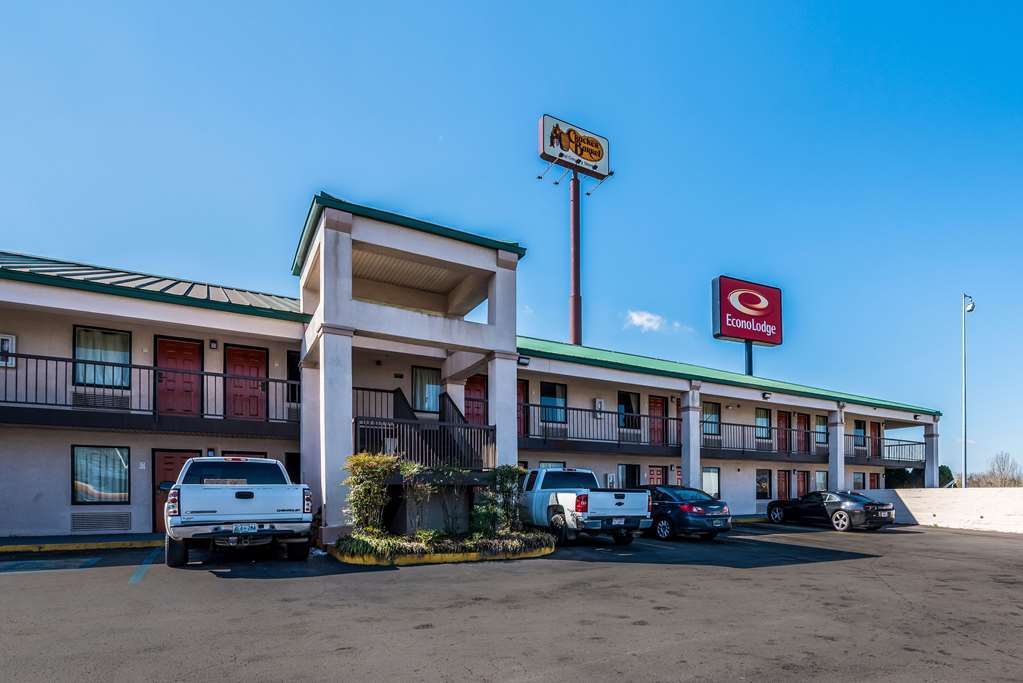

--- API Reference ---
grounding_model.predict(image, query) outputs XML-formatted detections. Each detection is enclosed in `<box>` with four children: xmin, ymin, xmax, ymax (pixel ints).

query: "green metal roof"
<box><xmin>515</xmin><ymin>336</ymin><xmax>941</xmax><ymax>416</ymax></box>
<box><xmin>0</xmin><ymin>251</ymin><xmax>307</xmax><ymax>322</ymax></box>
<box><xmin>291</xmin><ymin>192</ymin><xmax>528</xmax><ymax>276</ymax></box>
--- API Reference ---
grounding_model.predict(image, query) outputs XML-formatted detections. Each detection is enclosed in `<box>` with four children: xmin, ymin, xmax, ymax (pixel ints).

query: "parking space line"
<box><xmin>128</xmin><ymin>548</ymin><xmax>162</xmax><ymax>585</ymax></box>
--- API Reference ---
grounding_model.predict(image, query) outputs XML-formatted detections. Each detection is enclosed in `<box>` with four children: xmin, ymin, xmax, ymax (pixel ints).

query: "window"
<box><xmin>815</xmin><ymin>415</ymin><xmax>828</xmax><ymax>445</ymax></box>
<box><xmin>182</xmin><ymin>461</ymin><xmax>286</xmax><ymax>485</ymax></box>
<box><xmin>665</xmin><ymin>488</ymin><xmax>715</xmax><ymax>502</ymax></box>
<box><xmin>814</xmin><ymin>470</ymin><xmax>829</xmax><ymax>491</ymax></box>
<box><xmin>854</xmin><ymin>419</ymin><xmax>867</xmax><ymax>447</ymax></box>
<box><xmin>286</xmin><ymin>350</ymin><xmax>301</xmax><ymax>403</ymax></box>
<box><xmin>517</xmin><ymin>460</ymin><xmax>529</xmax><ymax>469</ymax></box>
<box><xmin>539</xmin><ymin>461</ymin><xmax>566</xmax><ymax>469</ymax></box>
<box><xmin>756</xmin><ymin>469</ymin><xmax>772</xmax><ymax>500</ymax></box>
<box><xmin>539</xmin><ymin>382</ymin><xmax>567</xmax><ymax>423</ymax></box>
<box><xmin>524</xmin><ymin>471</ymin><xmax>538</xmax><ymax>491</ymax></box>
<box><xmin>617</xmin><ymin>463</ymin><xmax>641</xmax><ymax>488</ymax></box>
<box><xmin>411</xmin><ymin>366</ymin><xmax>442</xmax><ymax>412</ymax></box>
<box><xmin>72</xmin><ymin>446</ymin><xmax>130</xmax><ymax>504</ymax></box>
<box><xmin>853</xmin><ymin>472</ymin><xmax>866</xmax><ymax>490</ymax></box>
<box><xmin>540</xmin><ymin>470</ymin><xmax>599</xmax><ymax>489</ymax></box>
<box><xmin>702</xmin><ymin>466</ymin><xmax>720</xmax><ymax>498</ymax></box>
<box><xmin>755</xmin><ymin>408</ymin><xmax>772</xmax><ymax>439</ymax></box>
<box><xmin>0</xmin><ymin>333</ymin><xmax>15</xmax><ymax>368</ymax></box>
<box><xmin>702</xmin><ymin>402</ymin><xmax>721</xmax><ymax>435</ymax></box>
<box><xmin>73</xmin><ymin>326</ymin><xmax>130</xmax><ymax>388</ymax></box>
<box><xmin>618</xmin><ymin>391</ymin><xmax>640</xmax><ymax>430</ymax></box>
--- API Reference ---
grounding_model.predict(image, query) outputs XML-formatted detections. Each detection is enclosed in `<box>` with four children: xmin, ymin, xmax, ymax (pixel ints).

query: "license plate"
<box><xmin>232</xmin><ymin>524</ymin><xmax>258</xmax><ymax>534</ymax></box>
<box><xmin>713</xmin><ymin>520</ymin><xmax>724</xmax><ymax>527</ymax></box>
<box><xmin>612</xmin><ymin>517</ymin><xmax>625</xmax><ymax>525</ymax></box>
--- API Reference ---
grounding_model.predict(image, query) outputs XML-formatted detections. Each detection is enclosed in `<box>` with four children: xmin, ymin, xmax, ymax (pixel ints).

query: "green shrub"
<box><xmin>343</xmin><ymin>453</ymin><xmax>399</xmax><ymax>531</ymax></box>
<box><xmin>469</xmin><ymin>489</ymin><xmax>504</xmax><ymax>536</ymax></box>
<box><xmin>399</xmin><ymin>460</ymin><xmax>435</xmax><ymax>533</ymax></box>
<box><xmin>431</xmin><ymin>464</ymin><xmax>469</xmax><ymax>534</ymax></box>
<box><xmin>492</xmin><ymin>464</ymin><xmax>527</xmax><ymax>531</ymax></box>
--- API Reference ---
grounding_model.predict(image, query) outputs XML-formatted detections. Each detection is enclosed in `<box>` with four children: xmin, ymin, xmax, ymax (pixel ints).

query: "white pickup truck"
<box><xmin>519</xmin><ymin>467</ymin><xmax>651</xmax><ymax>545</ymax></box>
<box><xmin>163</xmin><ymin>456</ymin><xmax>313</xmax><ymax>567</ymax></box>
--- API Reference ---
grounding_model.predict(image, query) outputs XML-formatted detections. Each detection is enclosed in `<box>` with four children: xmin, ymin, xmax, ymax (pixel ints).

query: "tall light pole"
<box><xmin>961</xmin><ymin>293</ymin><xmax>975</xmax><ymax>487</ymax></box>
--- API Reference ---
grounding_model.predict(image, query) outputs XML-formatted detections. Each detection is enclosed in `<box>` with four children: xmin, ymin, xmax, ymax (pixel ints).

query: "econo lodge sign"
<box><xmin>712</xmin><ymin>276</ymin><xmax>783</xmax><ymax>346</ymax></box>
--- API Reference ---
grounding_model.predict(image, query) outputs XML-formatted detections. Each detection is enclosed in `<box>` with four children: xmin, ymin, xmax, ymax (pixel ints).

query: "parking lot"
<box><xmin>2</xmin><ymin>524</ymin><xmax>1021</xmax><ymax>682</ymax></box>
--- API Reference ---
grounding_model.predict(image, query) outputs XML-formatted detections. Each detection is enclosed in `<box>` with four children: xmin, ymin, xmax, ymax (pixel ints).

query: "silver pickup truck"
<box><xmin>519</xmin><ymin>467</ymin><xmax>651</xmax><ymax>545</ymax></box>
<box><xmin>163</xmin><ymin>456</ymin><xmax>313</xmax><ymax>567</ymax></box>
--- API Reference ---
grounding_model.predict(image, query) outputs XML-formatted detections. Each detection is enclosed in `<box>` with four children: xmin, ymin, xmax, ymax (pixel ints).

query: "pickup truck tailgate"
<box><xmin>178</xmin><ymin>484</ymin><xmax>307</xmax><ymax>524</ymax></box>
<box><xmin>586</xmin><ymin>490</ymin><xmax>648</xmax><ymax>517</ymax></box>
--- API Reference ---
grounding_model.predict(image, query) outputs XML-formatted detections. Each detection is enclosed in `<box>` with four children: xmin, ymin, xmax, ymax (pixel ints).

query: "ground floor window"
<box><xmin>72</xmin><ymin>446</ymin><xmax>130</xmax><ymax>504</ymax></box>
<box><xmin>702</xmin><ymin>467</ymin><xmax>720</xmax><ymax>498</ymax></box>
<box><xmin>814</xmin><ymin>470</ymin><xmax>829</xmax><ymax>491</ymax></box>
<box><xmin>755</xmin><ymin>468</ymin><xmax>772</xmax><ymax>499</ymax></box>
<box><xmin>852</xmin><ymin>471</ymin><xmax>866</xmax><ymax>490</ymax></box>
<box><xmin>518</xmin><ymin>460</ymin><xmax>529</xmax><ymax>469</ymax></box>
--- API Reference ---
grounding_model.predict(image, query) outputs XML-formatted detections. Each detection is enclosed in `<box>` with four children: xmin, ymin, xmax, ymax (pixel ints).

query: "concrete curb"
<box><xmin>0</xmin><ymin>539</ymin><xmax>163</xmax><ymax>554</ymax></box>
<box><xmin>327</xmin><ymin>543</ymin><xmax>555</xmax><ymax>566</ymax></box>
<box><xmin>731</xmin><ymin>517</ymin><xmax>768</xmax><ymax>525</ymax></box>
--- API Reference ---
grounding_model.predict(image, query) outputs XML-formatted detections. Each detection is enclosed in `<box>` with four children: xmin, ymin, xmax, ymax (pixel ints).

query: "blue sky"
<box><xmin>2</xmin><ymin>2</ymin><xmax>1020</xmax><ymax>472</ymax></box>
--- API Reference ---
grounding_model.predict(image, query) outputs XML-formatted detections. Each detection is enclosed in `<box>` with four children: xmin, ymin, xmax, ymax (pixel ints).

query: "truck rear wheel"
<box><xmin>549</xmin><ymin>513</ymin><xmax>568</xmax><ymax>545</ymax></box>
<box><xmin>165</xmin><ymin>536</ymin><xmax>188</xmax><ymax>567</ymax></box>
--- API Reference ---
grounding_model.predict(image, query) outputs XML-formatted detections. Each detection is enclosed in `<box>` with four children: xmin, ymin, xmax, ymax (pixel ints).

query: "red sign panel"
<box><xmin>712</xmin><ymin>276</ymin><xmax>783</xmax><ymax>346</ymax></box>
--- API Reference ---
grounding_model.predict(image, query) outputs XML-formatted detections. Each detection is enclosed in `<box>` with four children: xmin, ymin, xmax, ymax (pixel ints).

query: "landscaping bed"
<box><xmin>331</xmin><ymin>529</ymin><xmax>556</xmax><ymax>566</ymax></box>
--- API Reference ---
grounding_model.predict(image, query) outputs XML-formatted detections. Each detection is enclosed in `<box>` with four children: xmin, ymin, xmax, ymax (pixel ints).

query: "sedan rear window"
<box><xmin>664</xmin><ymin>488</ymin><xmax>714</xmax><ymax>502</ymax></box>
<box><xmin>540</xmin><ymin>471</ymin><xmax>599</xmax><ymax>489</ymax></box>
<box><xmin>182</xmin><ymin>462</ymin><xmax>287</xmax><ymax>485</ymax></box>
<box><xmin>844</xmin><ymin>492</ymin><xmax>875</xmax><ymax>504</ymax></box>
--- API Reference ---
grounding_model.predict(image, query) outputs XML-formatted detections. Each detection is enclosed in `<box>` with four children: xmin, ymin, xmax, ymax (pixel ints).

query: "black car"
<box><xmin>767</xmin><ymin>490</ymin><xmax>896</xmax><ymax>531</ymax></box>
<box><xmin>640</xmin><ymin>485</ymin><xmax>731</xmax><ymax>540</ymax></box>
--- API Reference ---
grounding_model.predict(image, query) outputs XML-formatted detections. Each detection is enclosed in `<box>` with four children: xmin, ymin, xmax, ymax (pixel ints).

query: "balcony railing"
<box><xmin>519</xmin><ymin>402</ymin><xmax>683</xmax><ymax>447</ymax></box>
<box><xmin>353</xmin><ymin>386</ymin><xmax>418</xmax><ymax>420</ymax></box>
<box><xmin>846</xmin><ymin>434</ymin><xmax>925</xmax><ymax>462</ymax></box>
<box><xmin>701</xmin><ymin>421</ymin><xmax>829</xmax><ymax>456</ymax></box>
<box><xmin>0</xmin><ymin>352</ymin><xmax>299</xmax><ymax>423</ymax></box>
<box><xmin>354</xmin><ymin>416</ymin><xmax>496</xmax><ymax>469</ymax></box>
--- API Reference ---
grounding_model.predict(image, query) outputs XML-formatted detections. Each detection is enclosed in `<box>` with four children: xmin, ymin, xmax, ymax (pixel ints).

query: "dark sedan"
<box><xmin>640</xmin><ymin>485</ymin><xmax>731</xmax><ymax>540</ymax></box>
<box><xmin>767</xmin><ymin>491</ymin><xmax>896</xmax><ymax>531</ymax></box>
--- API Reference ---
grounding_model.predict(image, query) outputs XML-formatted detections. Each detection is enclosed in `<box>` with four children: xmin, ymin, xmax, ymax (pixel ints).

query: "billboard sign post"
<box><xmin>712</xmin><ymin>275</ymin><xmax>783</xmax><ymax>375</ymax></box>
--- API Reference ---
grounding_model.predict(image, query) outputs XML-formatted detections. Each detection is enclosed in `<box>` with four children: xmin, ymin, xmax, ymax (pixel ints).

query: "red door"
<box><xmin>648</xmin><ymin>396</ymin><xmax>667</xmax><ymax>445</ymax></box>
<box><xmin>869</xmin><ymin>472</ymin><xmax>881</xmax><ymax>489</ymax></box>
<box><xmin>777</xmin><ymin>411</ymin><xmax>792</xmax><ymax>452</ymax></box>
<box><xmin>153</xmin><ymin>450</ymin><xmax>200</xmax><ymax>533</ymax></box>
<box><xmin>795</xmin><ymin>470</ymin><xmax>809</xmax><ymax>497</ymax></box>
<box><xmin>777</xmin><ymin>470</ymin><xmax>790</xmax><ymax>499</ymax></box>
<box><xmin>156</xmin><ymin>338</ymin><xmax>202</xmax><ymax>416</ymax></box>
<box><xmin>517</xmin><ymin>379</ymin><xmax>528</xmax><ymax>436</ymax></box>
<box><xmin>465</xmin><ymin>374</ymin><xmax>488</xmax><ymax>424</ymax></box>
<box><xmin>225</xmin><ymin>346</ymin><xmax>267</xmax><ymax>420</ymax></box>
<box><xmin>648</xmin><ymin>465</ymin><xmax>667</xmax><ymax>485</ymax></box>
<box><xmin>796</xmin><ymin>414</ymin><xmax>811</xmax><ymax>453</ymax></box>
<box><xmin>870</xmin><ymin>422</ymin><xmax>882</xmax><ymax>458</ymax></box>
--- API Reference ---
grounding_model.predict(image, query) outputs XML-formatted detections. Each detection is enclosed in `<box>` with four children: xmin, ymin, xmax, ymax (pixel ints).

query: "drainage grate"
<box><xmin>71</xmin><ymin>511</ymin><xmax>131</xmax><ymax>532</ymax></box>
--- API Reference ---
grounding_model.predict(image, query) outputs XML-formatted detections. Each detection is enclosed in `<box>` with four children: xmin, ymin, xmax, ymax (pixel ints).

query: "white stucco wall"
<box><xmin>862</xmin><ymin>488</ymin><xmax>1023</xmax><ymax>534</ymax></box>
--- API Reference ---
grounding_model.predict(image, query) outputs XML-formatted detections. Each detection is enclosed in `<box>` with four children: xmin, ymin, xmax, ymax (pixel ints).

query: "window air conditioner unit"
<box><xmin>593</xmin><ymin>398</ymin><xmax>604</xmax><ymax>417</ymax></box>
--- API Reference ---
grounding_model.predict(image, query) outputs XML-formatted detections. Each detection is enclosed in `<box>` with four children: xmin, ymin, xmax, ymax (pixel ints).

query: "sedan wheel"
<box><xmin>831</xmin><ymin>510</ymin><xmax>851</xmax><ymax>532</ymax></box>
<box><xmin>654</xmin><ymin>518</ymin><xmax>675</xmax><ymax>541</ymax></box>
<box><xmin>769</xmin><ymin>506</ymin><xmax>785</xmax><ymax>523</ymax></box>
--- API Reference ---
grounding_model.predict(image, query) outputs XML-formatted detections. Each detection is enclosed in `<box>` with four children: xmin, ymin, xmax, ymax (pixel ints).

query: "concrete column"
<box><xmin>924</xmin><ymin>420</ymin><xmax>940</xmax><ymax>488</ymax></box>
<box><xmin>299</xmin><ymin>362</ymin><xmax>321</xmax><ymax>507</ymax></box>
<box><xmin>488</xmin><ymin>352</ymin><xmax>518</xmax><ymax>467</ymax></box>
<box><xmin>679</xmin><ymin>384</ymin><xmax>702</xmax><ymax>488</ymax></box>
<box><xmin>443</xmin><ymin>380</ymin><xmax>465</xmax><ymax>414</ymax></box>
<box><xmin>828</xmin><ymin>408</ymin><xmax>846</xmax><ymax>491</ymax></box>
<box><xmin>319</xmin><ymin>329</ymin><xmax>353</xmax><ymax>534</ymax></box>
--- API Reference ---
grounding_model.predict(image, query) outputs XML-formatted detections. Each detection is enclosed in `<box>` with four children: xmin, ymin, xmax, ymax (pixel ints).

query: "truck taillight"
<box><xmin>167</xmin><ymin>489</ymin><xmax>180</xmax><ymax>517</ymax></box>
<box><xmin>679</xmin><ymin>503</ymin><xmax>705</xmax><ymax>514</ymax></box>
<box><xmin>722</xmin><ymin>505</ymin><xmax>730</xmax><ymax>515</ymax></box>
<box><xmin>648</xmin><ymin>495</ymin><xmax>652</xmax><ymax>513</ymax></box>
<box><xmin>303</xmin><ymin>489</ymin><xmax>312</xmax><ymax>514</ymax></box>
<box><xmin>575</xmin><ymin>494</ymin><xmax>588</xmax><ymax>513</ymax></box>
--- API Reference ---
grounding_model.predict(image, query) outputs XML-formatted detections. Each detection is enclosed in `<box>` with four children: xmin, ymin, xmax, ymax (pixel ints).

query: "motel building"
<box><xmin>0</xmin><ymin>192</ymin><xmax>941</xmax><ymax>538</ymax></box>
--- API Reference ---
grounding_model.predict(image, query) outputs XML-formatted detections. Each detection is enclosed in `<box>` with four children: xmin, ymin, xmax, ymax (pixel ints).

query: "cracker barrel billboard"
<box><xmin>712</xmin><ymin>275</ymin><xmax>783</xmax><ymax>346</ymax></box>
<box><xmin>538</xmin><ymin>114</ymin><xmax>610</xmax><ymax>179</ymax></box>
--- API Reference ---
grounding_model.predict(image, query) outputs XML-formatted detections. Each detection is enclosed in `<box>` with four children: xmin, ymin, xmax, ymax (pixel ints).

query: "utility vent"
<box><xmin>286</xmin><ymin>404</ymin><xmax>301</xmax><ymax>422</ymax></box>
<box><xmin>619</xmin><ymin>429</ymin><xmax>642</xmax><ymax>443</ymax></box>
<box><xmin>542</xmin><ymin>423</ymin><xmax>568</xmax><ymax>439</ymax></box>
<box><xmin>72</xmin><ymin>392</ymin><xmax>131</xmax><ymax>411</ymax></box>
<box><xmin>71</xmin><ymin>511</ymin><xmax>131</xmax><ymax>532</ymax></box>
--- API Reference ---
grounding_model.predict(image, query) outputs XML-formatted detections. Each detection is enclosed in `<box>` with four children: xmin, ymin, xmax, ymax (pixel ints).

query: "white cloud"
<box><xmin>521</xmin><ymin>304</ymin><xmax>534</xmax><ymax>317</ymax></box>
<box><xmin>624</xmin><ymin>309</ymin><xmax>693</xmax><ymax>334</ymax></box>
